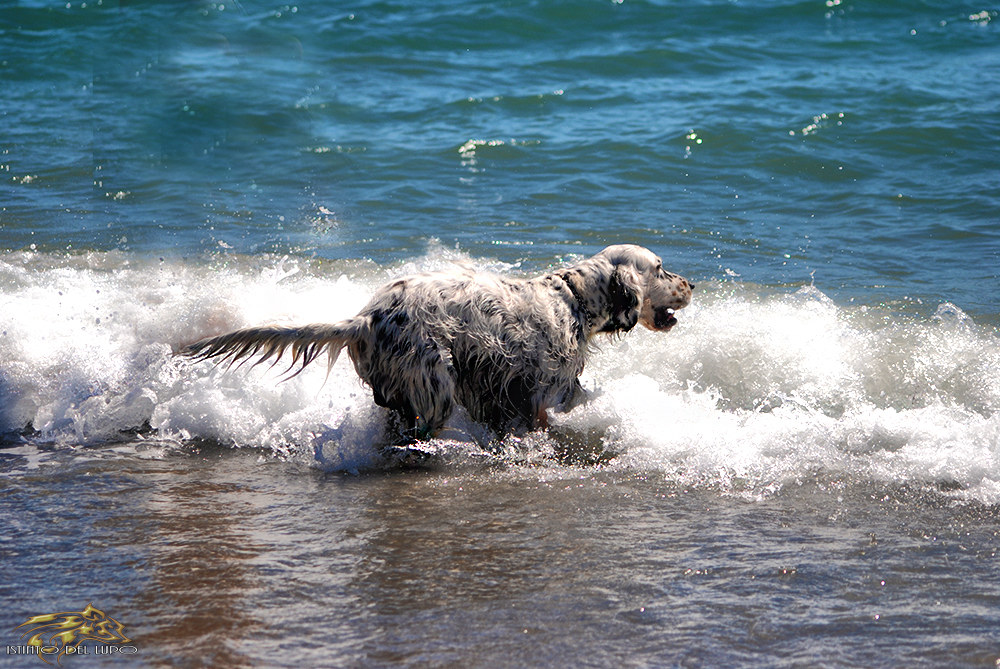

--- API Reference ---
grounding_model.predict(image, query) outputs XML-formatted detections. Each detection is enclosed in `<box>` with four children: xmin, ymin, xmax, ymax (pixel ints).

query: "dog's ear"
<box><xmin>606</xmin><ymin>266</ymin><xmax>642</xmax><ymax>332</ymax></box>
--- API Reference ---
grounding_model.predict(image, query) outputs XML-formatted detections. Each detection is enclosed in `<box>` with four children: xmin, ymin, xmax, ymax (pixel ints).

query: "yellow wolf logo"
<box><xmin>13</xmin><ymin>603</ymin><xmax>131</xmax><ymax>665</ymax></box>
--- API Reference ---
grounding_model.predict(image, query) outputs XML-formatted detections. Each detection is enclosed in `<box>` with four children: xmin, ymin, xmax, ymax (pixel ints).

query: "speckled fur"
<box><xmin>181</xmin><ymin>245</ymin><xmax>693</xmax><ymax>438</ymax></box>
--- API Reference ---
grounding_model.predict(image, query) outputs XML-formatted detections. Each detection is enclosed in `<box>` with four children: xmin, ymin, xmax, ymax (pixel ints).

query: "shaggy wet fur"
<box><xmin>180</xmin><ymin>245</ymin><xmax>693</xmax><ymax>438</ymax></box>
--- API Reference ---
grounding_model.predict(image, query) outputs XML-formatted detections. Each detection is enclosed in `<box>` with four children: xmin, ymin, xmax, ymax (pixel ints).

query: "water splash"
<box><xmin>1</xmin><ymin>249</ymin><xmax>998</xmax><ymax>501</ymax></box>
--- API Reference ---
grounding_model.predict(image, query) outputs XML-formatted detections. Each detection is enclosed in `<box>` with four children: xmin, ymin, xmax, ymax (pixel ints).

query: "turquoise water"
<box><xmin>2</xmin><ymin>1</ymin><xmax>1000</xmax><ymax>666</ymax></box>
<box><xmin>4</xmin><ymin>0</ymin><xmax>999</xmax><ymax>312</ymax></box>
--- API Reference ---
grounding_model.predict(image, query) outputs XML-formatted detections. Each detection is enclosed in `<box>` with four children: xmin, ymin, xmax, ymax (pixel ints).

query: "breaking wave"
<box><xmin>1</xmin><ymin>248</ymin><xmax>998</xmax><ymax>501</ymax></box>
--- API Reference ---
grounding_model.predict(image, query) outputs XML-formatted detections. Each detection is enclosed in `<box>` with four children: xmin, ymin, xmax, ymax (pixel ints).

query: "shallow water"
<box><xmin>6</xmin><ymin>443</ymin><xmax>1000</xmax><ymax>667</ymax></box>
<box><xmin>3</xmin><ymin>0</ymin><xmax>1000</xmax><ymax>665</ymax></box>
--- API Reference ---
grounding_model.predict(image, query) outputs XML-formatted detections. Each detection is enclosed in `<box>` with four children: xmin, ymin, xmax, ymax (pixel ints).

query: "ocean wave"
<box><xmin>1</xmin><ymin>249</ymin><xmax>998</xmax><ymax>501</ymax></box>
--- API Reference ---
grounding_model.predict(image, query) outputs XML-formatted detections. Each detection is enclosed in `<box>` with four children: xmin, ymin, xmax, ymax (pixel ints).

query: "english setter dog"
<box><xmin>181</xmin><ymin>244</ymin><xmax>693</xmax><ymax>438</ymax></box>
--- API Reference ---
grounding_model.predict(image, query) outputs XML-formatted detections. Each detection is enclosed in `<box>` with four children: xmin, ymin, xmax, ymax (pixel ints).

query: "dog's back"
<box><xmin>348</xmin><ymin>269</ymin><xmax>584</xmax><ymax>435</ymax></box>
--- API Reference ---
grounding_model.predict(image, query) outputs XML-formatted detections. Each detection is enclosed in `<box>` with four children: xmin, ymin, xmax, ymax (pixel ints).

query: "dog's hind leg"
<box><xmin>358</xmin><ymin>341</ymin><xmax>457</xmax><ymax>441</ymax></box>
<box><xmin>405</xmin><ymin>356</ymin><xmax>457</xmax><ymax>439</ymax></box>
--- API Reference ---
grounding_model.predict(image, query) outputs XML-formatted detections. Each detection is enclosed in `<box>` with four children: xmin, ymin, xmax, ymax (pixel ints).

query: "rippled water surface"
<box><xmin>7</xmin><ymin>444</ymin><xmax>1000</xmax><ymax>667</ymax></box>
<box><xmin>2</xmin><ymin>0</ymin><xmax>999</xmax><ymax>665</ymax></box>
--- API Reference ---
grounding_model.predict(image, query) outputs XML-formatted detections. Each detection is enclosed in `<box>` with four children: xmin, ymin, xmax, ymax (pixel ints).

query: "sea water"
<box><xmin>2</xmin><ymin>0</ymin><xmax>999</xmax><ymax>666</ymax></box>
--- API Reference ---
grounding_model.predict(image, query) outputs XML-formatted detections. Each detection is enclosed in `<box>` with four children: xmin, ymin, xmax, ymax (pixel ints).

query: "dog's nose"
<box><xmin>687</xmin><ymin>280</ymin><xmax>695</xmax><ymax>291</ymax></box>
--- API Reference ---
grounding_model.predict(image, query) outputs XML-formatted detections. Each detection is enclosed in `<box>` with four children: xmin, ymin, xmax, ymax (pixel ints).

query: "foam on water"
<box><xmin>1</xmin><ymin>248</ymin><xmax>998</xmax><ymax>501</ymax></box>
<box><xmin>560</xmin><ymin>292</ymin><xmax>1000</xmax><ymax>502</ymax></box>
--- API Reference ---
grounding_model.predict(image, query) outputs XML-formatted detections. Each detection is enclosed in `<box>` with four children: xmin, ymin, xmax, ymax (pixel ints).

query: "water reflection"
<box><xmin>131</xmin><ymin>453</ymin><xmax>265</xmax><ymax>667</ymax></box>
<box><xmin>346</xmin><ymin>471</ymin><xmax>631</xmax><ymax>665</ymax></box>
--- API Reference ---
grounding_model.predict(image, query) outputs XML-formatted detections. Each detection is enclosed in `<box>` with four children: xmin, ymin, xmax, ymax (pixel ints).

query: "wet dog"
<box><xmin>181</xmin><ymin>245</ymin><xmax>693</xmax><ymax>438</ymax></box>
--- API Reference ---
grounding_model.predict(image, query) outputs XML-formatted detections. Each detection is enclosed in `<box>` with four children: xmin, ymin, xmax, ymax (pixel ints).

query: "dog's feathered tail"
<box><xmin>179</xmin><ymin>318</ymin><xmax>369</xmax><ymax>380</ymax></box>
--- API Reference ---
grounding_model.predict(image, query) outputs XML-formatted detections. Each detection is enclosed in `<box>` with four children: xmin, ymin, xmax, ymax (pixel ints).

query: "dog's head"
<box><xmin>587</xmin><ymin>244</ymin><xmax>694</xmax><ymax>333</ymax></box>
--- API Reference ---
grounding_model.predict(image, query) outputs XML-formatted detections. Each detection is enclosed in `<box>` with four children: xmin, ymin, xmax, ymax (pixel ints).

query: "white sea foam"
<box><xmin>1</xmin><ymin>249</ymin><xmax>998</xmax><ymax>501</ymax></box>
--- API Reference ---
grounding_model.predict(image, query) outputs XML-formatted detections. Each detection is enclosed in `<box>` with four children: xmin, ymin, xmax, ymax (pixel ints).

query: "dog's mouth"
<box><xmin>652</xmin><ymin>308</ymin><xmax>678</xmax><ymax>331</ymax></box>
